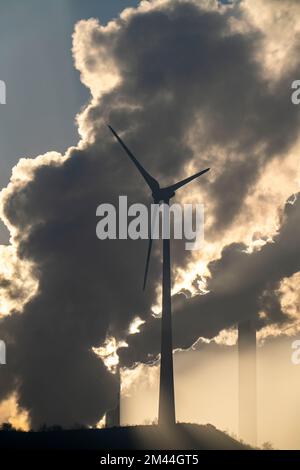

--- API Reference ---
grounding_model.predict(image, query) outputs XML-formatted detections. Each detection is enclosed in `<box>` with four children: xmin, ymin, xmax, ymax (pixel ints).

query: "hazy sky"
<box><xmin>123</xmin><ymin>335</ymin><xmax>300</xmax><ymax>450</ymax></box>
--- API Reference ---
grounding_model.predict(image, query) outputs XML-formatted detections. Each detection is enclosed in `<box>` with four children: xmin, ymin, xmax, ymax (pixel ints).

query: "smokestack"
<box><xmin>106</xmin><ymin>365</ymin><xmax>121</xmax><ymax>428</ymax></box>
<box><xmin>238</xmin><ymin>319</ymin><xmax>257</xmax><ymax>446</ymax></box>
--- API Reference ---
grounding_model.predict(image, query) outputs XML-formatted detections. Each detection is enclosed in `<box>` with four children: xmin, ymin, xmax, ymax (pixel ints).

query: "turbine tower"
<box><xmin>108</xmin><ymin>125</ymin><xmax>209</xmax><ymax>427</ymax></box>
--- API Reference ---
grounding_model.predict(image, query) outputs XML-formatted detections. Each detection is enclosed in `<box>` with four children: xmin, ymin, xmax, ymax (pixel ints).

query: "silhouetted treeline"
<box><xmin>0</xmin><ymin>422</ymin><xmax>87</xmax><ymax>432</ymax></box>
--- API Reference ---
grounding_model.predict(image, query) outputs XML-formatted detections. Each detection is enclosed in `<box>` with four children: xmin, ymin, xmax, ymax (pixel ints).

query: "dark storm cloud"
<box><xmin>0</xmin><ymin>146</ymin><xmax>162</xmax><ymax>428</ymax></box>
<box><xmin>121</xmin><ymin>193</ymin><xmax>300</xmax><ymax>366</ymax></box>
<box><xmin>1</xmin><ymin>0</ymin><xmax>300</xmax><ymax>427</ymax></box>
<box><xmin>90</xmin><ymin>0</ymin><xmax>300</xmax><ymax>231</ymax></box>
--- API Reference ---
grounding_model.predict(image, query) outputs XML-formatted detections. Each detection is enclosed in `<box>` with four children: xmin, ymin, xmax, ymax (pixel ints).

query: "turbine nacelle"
<box><xmin>152</xmin><ymin>187</ymin><xmax>176</xmax><ymax>203</ymax></box>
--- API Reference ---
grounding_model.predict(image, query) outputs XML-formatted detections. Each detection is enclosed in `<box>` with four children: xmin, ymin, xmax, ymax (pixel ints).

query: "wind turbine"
<box><xmin>108</xmin><ymin>125</ymin><xmax>210</xmax><ymax>427</ymax></box>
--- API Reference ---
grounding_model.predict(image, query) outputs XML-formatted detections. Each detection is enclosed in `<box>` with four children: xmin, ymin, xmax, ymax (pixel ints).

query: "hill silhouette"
<box><xmin>0</xmin><ymin>423</ymin><xmax>251</xmax><ymax>450</ymax></box>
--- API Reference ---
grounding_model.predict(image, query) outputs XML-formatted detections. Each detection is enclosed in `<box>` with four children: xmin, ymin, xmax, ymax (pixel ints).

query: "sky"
<box><xmin>0</xmin><ymin>0</ymin><xmax>300</xmax><ymax>450</ymax></box>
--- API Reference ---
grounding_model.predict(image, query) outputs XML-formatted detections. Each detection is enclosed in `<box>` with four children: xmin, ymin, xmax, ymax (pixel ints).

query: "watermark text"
<box><xmin>96</xmin><ymin>196</ymin><xmax>204</xmax><ymax>250</ymax></box>
<box><xmin>291</xmin><ymin>80</ymin><xmax>300</xmax><ymax>105</ymax></box>
<box><xmin>0</xmin><ymin>340</ymin><xmax>6</xmax><ymax>365</ymax></box>
<box><xmin>291</xmin><ymin>339</ymin><xmax>300</xmax><ymax>365</ymax></box>
<box><xmin>0</xmin><ymin>80</ymin><xmax>6</xmax><ymax>104</ymax></box>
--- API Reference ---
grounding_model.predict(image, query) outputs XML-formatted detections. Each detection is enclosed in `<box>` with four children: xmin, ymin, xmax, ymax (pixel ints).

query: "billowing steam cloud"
<box><xmin>1</xmin><ymin>0</ymin><xmax>300</xmax><ymax>428</ymax></box>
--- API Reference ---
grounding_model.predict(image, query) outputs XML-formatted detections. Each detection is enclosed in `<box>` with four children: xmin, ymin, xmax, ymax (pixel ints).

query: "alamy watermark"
<box><xmin>0</xmin><ymin>80</ymin><xmax>6</xmax><ymax>104</ymax></box>
<box><xmin>0</xmin><ymin>340</ymin><xmax>6</xmax><ymax>365</ymax></box>
<box><xmin>291</xmin><ymin>80</ymin><xmax>300</xmax><ymax>105</ymax></box>
<box><xmin>291</xmin><ymin>339</ymin><xmax>300</xmax><ymax>365</ymax></box>
<box><xmin>96</xmin><ymin>196</ymin><xmax>204</xmax><ymax>250</ymax></box>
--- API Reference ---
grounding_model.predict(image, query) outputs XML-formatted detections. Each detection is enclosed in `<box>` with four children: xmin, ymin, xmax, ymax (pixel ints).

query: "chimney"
<box><xmin>238</xmin><ymin>318</ymin><xmax>257</xmax><ymax>446</ymax></box>
<box><xmin>106</xmin><ymin>365</ymin><xmax>121</xmax><ymax>428</ymax></box>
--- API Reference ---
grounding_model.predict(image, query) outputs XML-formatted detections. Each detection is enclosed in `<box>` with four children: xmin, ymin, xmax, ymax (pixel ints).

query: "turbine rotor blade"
<box><xmin>108</xmin><ymin>125</ymin><xmax>159</xmax><ymax>193</ymax></box>
<box><xmin>166</xmin><ymin>168</ymin><xmax>210</xmax><ymax>193</ymax></box>
<box><xmin>143</xmin><ymin>237</ymin><xmax>153</xmax><ymax>291</ymax></box>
